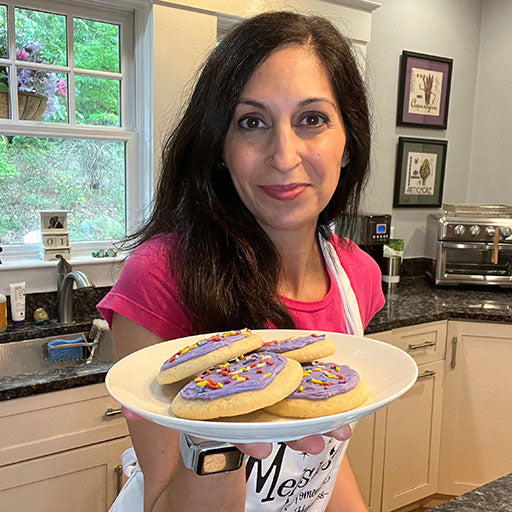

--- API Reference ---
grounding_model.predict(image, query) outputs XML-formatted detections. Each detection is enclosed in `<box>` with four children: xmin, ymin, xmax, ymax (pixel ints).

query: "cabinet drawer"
<box><xmin>392</xmin><ymin>321</ymin><xmax>447</xmax><ymax>364</ymax></box>
<box><xmin>0</xmin><ymin>383</ymin><xmax>129</xmax><ymax>467</ymax></box>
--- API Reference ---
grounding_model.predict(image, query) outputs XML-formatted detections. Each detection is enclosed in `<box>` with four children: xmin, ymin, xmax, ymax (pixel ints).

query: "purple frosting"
<box><xmin>160</xmin><ymin>329</ymin><xmax>253</xmax><ymax>370</ymax></box>
<box><xmin>288</xmin><ymin>362</ymin><xmax>359</xmax><ymax>400</ymax></box>
<box><xmin>257</xmin><ymin>334</ymin><xmax>326</xmax><ymax>354</ymax></box>
<box><xmin>180</xmin><ymin>352</ymin><xmax>287</xmax><ymax>400</ymax></box>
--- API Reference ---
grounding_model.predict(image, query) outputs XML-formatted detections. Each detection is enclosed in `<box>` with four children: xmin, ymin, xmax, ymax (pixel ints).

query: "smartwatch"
<box><xmin>179</xmin><ymin>432</ymin><xmax>248</xmax><ymax>476</ymax></box>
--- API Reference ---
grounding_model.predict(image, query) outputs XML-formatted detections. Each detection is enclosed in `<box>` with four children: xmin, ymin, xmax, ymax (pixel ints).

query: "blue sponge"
<box><xmin>47</xmin><ymin>336</ymin><xmax>86</xmax><ymax>362</ymax></box>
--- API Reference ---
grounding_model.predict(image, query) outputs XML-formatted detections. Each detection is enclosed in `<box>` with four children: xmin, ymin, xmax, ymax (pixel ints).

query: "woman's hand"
<box><xmin>236</xmin><ymin>424</ymin><xmax>351</xmax><ymax>459</ymax></box>
<box><xmin>124</xmin><ymin>406</ymin><xmax>352</xmax><ymax>460</ymax></box>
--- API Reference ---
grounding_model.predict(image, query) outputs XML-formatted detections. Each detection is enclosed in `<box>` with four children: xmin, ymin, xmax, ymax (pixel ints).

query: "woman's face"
<box><xmin>223</xmin><ymin>44</ymin><xmax>346</xmax><ymax>238</ymax></box>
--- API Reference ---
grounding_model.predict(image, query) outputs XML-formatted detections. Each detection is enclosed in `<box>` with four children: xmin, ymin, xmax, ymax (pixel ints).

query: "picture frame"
<box><xmin>39</xmin><ymin>210</ymin><xmax>68</xmax><ymax>233</ymax></box>
<box><xmin>393</xmin><ymin>137</ymin><xmax>448</xmax><ymax>208</ymax></box>
<box><xmin>397</xmin><ymin>51</ymin><xmax>453</xmax><ymax>129</ymax></box>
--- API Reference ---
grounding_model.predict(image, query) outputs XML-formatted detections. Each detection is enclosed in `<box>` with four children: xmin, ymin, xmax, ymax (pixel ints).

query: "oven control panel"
<box><xmin>443</xmin><ymin>222</ymin><xmax>512</xmax><ymax>242</ymax></box>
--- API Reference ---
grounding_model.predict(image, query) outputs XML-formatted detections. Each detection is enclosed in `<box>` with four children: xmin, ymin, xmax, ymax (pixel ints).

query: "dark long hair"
<box><xmin>125</xmin><ymin>11</ymin><xmax>371</xmax><ymax>333</ymax></box>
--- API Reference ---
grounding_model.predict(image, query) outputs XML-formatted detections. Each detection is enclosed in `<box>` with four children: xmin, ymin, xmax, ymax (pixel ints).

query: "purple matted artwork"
<box><xmin>397</xmin><ymin>51</ymin><xmax>453</xmax><ymax>129</ymax></box>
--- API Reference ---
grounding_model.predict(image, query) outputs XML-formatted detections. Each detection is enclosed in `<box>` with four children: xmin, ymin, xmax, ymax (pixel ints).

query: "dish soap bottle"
<box><xmin>0</xmin><ymin>293</ymin><xmax>7</xmax><ymax>332</ymax></box>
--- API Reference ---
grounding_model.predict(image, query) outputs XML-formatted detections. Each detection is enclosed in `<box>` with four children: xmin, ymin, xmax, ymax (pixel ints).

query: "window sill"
<box><xmin>0</xmin><ymin>254</ymin><xmax>123</xmax><ymax>271</ymax></box>
<box><xmin>0</xmin><ymin>255</ymin><xmax>125</xmax><ymax>295</ymax></box>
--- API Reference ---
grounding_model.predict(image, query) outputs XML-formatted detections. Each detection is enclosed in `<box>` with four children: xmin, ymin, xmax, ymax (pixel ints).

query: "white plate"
<box><xmin>106</xmin><ymin>329</ymin><xmax>418</xmax><ymax>443</ymax></box>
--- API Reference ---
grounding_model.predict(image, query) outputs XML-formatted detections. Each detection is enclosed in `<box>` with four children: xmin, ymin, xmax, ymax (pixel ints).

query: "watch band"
<box><xmin>179</xmin><ymin>432</ymin><xmax>247</xmax><ymax>476</ymax></box>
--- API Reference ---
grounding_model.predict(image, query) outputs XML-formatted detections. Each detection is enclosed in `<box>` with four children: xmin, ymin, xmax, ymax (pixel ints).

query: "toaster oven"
<box><xmin>426</xmin><ymin>204</ymin><xmax>512</xmax><ymax>287</ymax></box>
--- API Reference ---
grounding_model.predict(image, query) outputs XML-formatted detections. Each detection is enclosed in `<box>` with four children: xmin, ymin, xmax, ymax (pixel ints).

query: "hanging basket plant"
<box><xmin>0</xmin><ymin>90</ymin><xmax>48</xmax><ymax>121</ymax></box>
<box><xmin>0</xmin><ymin>91</ymin><xmax>7</xmax><ymax>118</ymax></box>
<box><xmin>18</xmin><ymin>91</ymin><xmax>48</xmax><ymax>120</ymax></box>
<box><xmin>0</xmin><ymin>39</ymin><xmax>67</xmax><ymax>122</ymax></box>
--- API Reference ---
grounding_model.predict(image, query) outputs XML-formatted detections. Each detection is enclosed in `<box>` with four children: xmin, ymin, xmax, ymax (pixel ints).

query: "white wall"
<box><xmin>365</xmin><ymin>0</ymin><xmax>483</xmax><ymax>257</ymax></box>
<box><xmin>467</xmin><ymin>0</ymin><xmax>512</xmax><ymax>203</ymax></box>
<box><xmin>152</xmin><ymin>0</ymin><xmax>509</xmax><ymax>259</ymax></box>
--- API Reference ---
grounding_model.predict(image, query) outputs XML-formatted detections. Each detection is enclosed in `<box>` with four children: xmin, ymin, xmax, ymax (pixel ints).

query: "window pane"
<box><xmin>17</xmin><ymin>68</ymin><xmax>68</xmax><ymax>122</ymax></box>
<box><xmin>15</xmin><ymin>8</ymin><xmax>67</xmax><ymax>67</ymax></box>
<box><xmin>75</xmin><ymin>75</ymin><xmax>120</xmax><ymax>126</ymax></box>
<box><xmin>0</xmin><ymin>5</ymin><xmax>7</xmax><ymax>59</ymax></box>
<box><xmin>0</xmin><ymin>136</ymin><xmax>126</xmax><ymax>244</ymax></box>
<box><xmin>0</xmin><ymin>67</ymin><xmax>8</xmax><ymax>119</ymax></box>
<box><xmin>74</xmin><ymin>18</ymin><xmax>120</xmax><ymax>73</ymax></box>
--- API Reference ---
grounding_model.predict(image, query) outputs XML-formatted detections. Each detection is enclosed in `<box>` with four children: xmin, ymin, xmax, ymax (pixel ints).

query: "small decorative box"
<box><xmin>42</xmin><ymin>233</ymin><xmax>70</xmax><ymax>249</ymax></box>
<box><xmin>40</xmin><ymin>247</ymin><xmax>72</xmax><ymax>261</ymax></box>
<box><xmin>39</xmin><ymin>210</ymin><xmax>69</xmax><ymax>234</ymax></box>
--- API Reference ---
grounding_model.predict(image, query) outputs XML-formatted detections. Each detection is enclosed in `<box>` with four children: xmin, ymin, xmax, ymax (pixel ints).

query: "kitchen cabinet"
<box><xmin>349</xmin><ymin>322</ymin><xmax>447</xmax><ymax>512</ymax></box>
<box><xmin>381</xmin><ymin>322</ymin><xmax>446</xmax><ymax>511</ymax></box>
<box><xmin>0</xmin><ymin>383</ymin><xmax>131</xmax><ymax>511</ymax></box>
<box><xmin>438</xmin><ymin>320</ymin><xmax>512</xmax><ymax>495</ymax></box>
<box><xmin>380</xmin><ymin>359</ymin><xmax>444</xmax><ymax>510</ymax></box>
<box><xmin>0</xmin><ymin>436</ymin><xmax>131</xmax><ymax>512</ymax></box>
<box><xmin>348</xmin><ymin>330</ymin><xmax>392</xmax><ymax>512</ymax></box>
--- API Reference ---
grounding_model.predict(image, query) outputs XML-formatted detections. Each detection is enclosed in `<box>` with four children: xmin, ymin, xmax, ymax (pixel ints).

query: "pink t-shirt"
<box><xmin>97</xmin><ymin>233</ymin><xmax>384</xmax><ymax>338</ymax></box>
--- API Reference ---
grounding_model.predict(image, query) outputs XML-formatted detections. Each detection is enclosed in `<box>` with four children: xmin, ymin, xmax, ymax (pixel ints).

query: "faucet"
<box><xmin>56</xmin><ymin>255</ymin><xmax>95</xmax><ymax>325</ymax></box>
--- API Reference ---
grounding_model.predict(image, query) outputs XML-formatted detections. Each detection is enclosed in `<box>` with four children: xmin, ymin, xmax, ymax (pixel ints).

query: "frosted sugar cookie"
<box><xmin>172</xmin><ymin>352</ymin><xmax>303</xmax><ymax>420</ymax></box>
<box><xmin>157</xmin><ymin>329</ymin><xmax>263</xmax><ymax>385</ymax></box>
<box><xmin>257</xmin><ymin>333</ymin><xmax>335</xmax><ymax>363</ymax></box>
<box><xmin>266</xmin><ymin>361</ymin><xmax>369</xmax><ymax>418</ymax></box>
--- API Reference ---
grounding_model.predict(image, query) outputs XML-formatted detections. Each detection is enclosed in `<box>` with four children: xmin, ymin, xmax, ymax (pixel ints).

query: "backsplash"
<box><xmin>4</xmin><ymin>286</ymin><xmax>110</xmax><ymax>327</ymax></box>
<box><xmin>2</xmin><ymin>258</ymin><xmax>429</xmax><ymax>324</ymax></box>
<box><xmin>400</xmin><ymin>257</ymin><xmax>431</xmax><ymax>278</ymax></box>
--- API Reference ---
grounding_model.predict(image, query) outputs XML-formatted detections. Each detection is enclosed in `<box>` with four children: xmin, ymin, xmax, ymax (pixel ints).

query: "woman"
<box><xmin>99</xmin><ymin>11</ymin><xmax>384</xmax><ymax>512</ymax></box>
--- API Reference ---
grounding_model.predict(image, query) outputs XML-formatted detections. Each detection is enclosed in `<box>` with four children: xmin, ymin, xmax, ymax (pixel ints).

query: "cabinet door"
<box><xmin>348</xmin><ymin>409</ymin><xmax>386</xmax><ymax>512</ymax></box>
<box><xmin>381</xmin><ymin>360</ymin><xmax>444</xmax><ymax>511</ymax></box>
<box><xmin>438</xmin><ymin>321</ymin><xmax>512</xmax><ymax>495</ymax></box>
<box><xmin>392</xmin><ymin>321</ymin><xmax>447</xmax><ymax>364</ymax></box>
<box><xmin>347</xmin><ymin>330</ymin><xmax>391</xmax><ymax>511</ymax></box>
<box><xmin>0</xmin><ymin>383</ymin><xmax>129</xmax><ymax>466</ymax></box>
<box><xmin>0</xmin><ymin>436</ymin><xmax>132</xmax><ymax>512</ymax></box>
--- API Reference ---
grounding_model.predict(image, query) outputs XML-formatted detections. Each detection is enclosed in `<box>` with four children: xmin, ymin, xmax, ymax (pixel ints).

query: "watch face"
<box><xmin>197</xmin><ymin>446</ymin><xmax>245</xmax><ymax>475</ymax></box>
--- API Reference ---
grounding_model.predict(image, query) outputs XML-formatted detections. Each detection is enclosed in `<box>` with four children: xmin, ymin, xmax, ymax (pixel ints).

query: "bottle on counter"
<box><xmin>0</xmin><ymin>293</ymin><xmax>7</xmax><ymax>332</ymax></box>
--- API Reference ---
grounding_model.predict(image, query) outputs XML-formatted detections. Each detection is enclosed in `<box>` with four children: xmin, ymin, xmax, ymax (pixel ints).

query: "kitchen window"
<box><xmin>0</xmin><ymin>0</ymin><xmax>151</xmax><ymax>263</ymax></box>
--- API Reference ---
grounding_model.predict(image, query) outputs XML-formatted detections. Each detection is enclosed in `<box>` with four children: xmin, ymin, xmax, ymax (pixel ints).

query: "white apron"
<box><xmin>110</xmin><ymin>235</ymin><xmax>364</xmax><ymax>512</ymax></box>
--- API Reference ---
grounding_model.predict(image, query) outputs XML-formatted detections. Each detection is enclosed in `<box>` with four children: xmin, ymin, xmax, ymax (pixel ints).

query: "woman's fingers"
<box><xmin>120</xmin><ymin>406</ymin><xmax>350</xmax><ymax>457</ymax></box>
<box><xmin>121</xmin><ymin>406</ymin><xmax>143</xmax><ymax>421</ymax></box>
<box><xmin>285</xmin><ymin>424</ymin><xmax>352</xmax><ymax>454</ymax></box>
<box><xmin>286</xmin><ymin>435</ymin><xmax>325</xmax><ymax>455</ymax></box>
<box><xmin>235</xmin><ymin>442</ymin><xmax>273</xmax><ymax>459</ymax></box>
<box><xmin>325</xmin><ymin>423</ymin><xmax>352</xmax><ymax>441</ymax></box>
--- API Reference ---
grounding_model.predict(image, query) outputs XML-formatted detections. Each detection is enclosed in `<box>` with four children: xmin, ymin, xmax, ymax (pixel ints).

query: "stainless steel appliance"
<box><xmin>355</xmin><ymin>213</ymin><xmax>392</xmax><ymax>268</ymax></box>
<box><xmin>426</xmin><ymin>204</ymin><xmax>512</xmax><ymax>287</ymax></box>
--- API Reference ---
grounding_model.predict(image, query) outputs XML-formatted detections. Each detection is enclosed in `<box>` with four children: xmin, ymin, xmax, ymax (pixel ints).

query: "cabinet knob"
<box><xmin>408</xmin><ymin>341</ymin><xmax>436</xmax><ymax>350</ymax></box>
<box><xmin>451</xmin><ymin>336</ymin><xmax>458</xmax><ymax>369</ymax></box>
<box><xmin>115</xmin><ymin>464</ymin><xmax>123</xmax><ymax>496</ymax></box>
<box><xmin>105</xmin><ymin>407</ymin><xmax>123</xmax><ymax>417</ymax></box>
<box><xmin>417</xmin><ymin>369</ymin><xmax>436</xmax><ymax>380</ymax></box>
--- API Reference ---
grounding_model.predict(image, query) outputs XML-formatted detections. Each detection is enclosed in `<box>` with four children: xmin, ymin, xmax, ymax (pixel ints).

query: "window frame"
<box><xmin>0</xmin><ymin>0</ymin><xmax>152</xmax><ymax>263</ymax></box>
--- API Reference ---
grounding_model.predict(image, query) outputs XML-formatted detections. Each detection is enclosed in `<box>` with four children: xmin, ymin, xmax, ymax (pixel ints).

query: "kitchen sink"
<box><xmin>0</xmin><ymin>330</ymin><xmax>113</xmax><ymax>379</ymax></box>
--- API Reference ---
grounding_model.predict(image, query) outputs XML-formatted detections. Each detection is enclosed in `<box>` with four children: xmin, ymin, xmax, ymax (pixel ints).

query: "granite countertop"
<box><xmin>366</xmin><ymin>276</ymin><xmax>512</xmax><ymax>334</ymax></box>
<box><xmin>1</xmin><ymin>277</ymin><xmax>511</xmax><ymax>401</ymax></box>
<box><xmin>430</xmin><ymin>472</ymin><xmax>512</xmax><ymax>511</ymax></box>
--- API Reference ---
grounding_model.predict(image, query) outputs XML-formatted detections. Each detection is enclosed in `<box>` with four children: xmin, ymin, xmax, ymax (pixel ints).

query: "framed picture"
<box><xmin>39</xmin><ymin>210</ymin><xmax>69</xmax><ymax>233</ymax></box>
<box><xmin>393</xmin><ymin>137</ymin><xmax>448</xmax><ymax>208</ymax></box>
<box><xmin>397</xmin><ymin>51</ymin><xmax>453</xmax><ymax>129</ymax></box>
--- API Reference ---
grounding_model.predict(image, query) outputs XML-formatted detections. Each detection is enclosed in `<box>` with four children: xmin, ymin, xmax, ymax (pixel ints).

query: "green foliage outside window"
<box><xmin>0</xmin><ymin>6</ymin><xmax>7</xmax><ymax>59</ymax></box>
<box><xmin>0</xmin><ymin>6</ymin><xmax>126</xmax><ymax>245</ymax></box>
<box><xmin>0</xmin><ymin>135</ymin><xmax>125</xmax><ymax>244</ymax></box>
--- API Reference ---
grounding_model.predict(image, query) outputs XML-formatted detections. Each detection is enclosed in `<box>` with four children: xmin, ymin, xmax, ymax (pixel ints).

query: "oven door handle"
<box><xmin>440</xmin><ymin>241</ymin><xmax>512</xmax><ymax>250</ymax></box>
